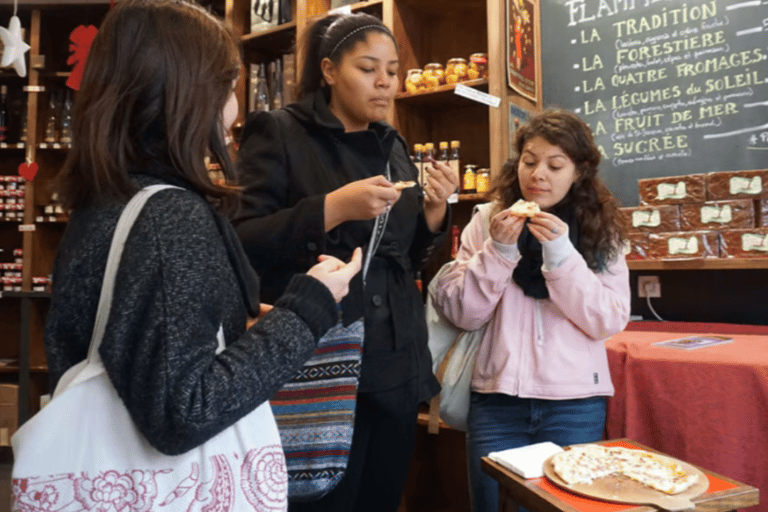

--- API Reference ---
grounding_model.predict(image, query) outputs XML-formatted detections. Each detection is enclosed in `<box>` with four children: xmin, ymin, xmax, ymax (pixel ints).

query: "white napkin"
<box><xmin>488</xmin><ymin>441</ymin><xmax>564</xmax><ymax>479</ymax></box>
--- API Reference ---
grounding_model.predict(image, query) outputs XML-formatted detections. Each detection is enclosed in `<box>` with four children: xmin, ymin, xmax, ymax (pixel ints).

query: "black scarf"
<box><xmin>513</xmin><ymin>202</ymin><xmax>581</xmax><ymax>299</ymax></box>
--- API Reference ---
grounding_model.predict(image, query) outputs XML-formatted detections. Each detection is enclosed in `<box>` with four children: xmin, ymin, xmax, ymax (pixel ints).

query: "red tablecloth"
<box><xmin>605</xmin><ymin>329</ymin><xmax>768</xmax><ymax>512</ymax></box>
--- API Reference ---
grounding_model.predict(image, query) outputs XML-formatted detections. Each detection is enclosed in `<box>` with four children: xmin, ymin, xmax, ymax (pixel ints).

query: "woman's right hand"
<box><xmin>306</xmin><ymin>247</ymin><xmax>363</xmax><ymax>302</ymax></box>
<box><xmin>489</xmin><ymin>209</ymin><xmax>527</xmax><ymax>245</ymax></box>
<box><xmin>324</xmin><ymin>176</ymin><xmax>401</xmax><ymax>231</ymax></box>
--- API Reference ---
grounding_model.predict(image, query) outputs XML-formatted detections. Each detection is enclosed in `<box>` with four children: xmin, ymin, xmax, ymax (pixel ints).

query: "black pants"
<box><xmin>289</xmin><ymin>391</ymin><xmax>419</xmax><ymax>512</ymax></box>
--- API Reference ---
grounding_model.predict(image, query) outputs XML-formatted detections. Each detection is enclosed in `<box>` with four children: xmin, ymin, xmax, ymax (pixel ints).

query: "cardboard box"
<box><xmin>648</xmin><ymin>231</ymin><xmax>719</xmax><ymax>260</ymax></box>
<box><xmin>679</xmin><ymin>200</ymin><xmax>755</xmax><ymax>231</ymax></box>
<box><xmin>620</xmin><ymin>205</ymin><xmax>680</xmax><ymax>233</ymax></box>
<box><xmin>719</xmin><ymin>228</ymin><xmax>768</xmax><ymax>258</ymax></box>
<box><xmin>638</xmin><ymin>174</ymin><xmax>707</xmax><ymax>205</ymax></box>
<box><xmin>0</xmin><ymin>384</ymin><xmax>18</xmax><ymax>439</ymax></box>
<box><xmin>706</xmin><ymin>169</ymin><xmax>768</xmax><ymax>200</ymax></box>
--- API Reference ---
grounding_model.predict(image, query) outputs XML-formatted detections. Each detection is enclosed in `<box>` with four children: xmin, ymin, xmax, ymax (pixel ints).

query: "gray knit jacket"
<box><xmin>44</xmin><ymin>176</ymin><xmax>338</xmax><ymax>455</ymax></box>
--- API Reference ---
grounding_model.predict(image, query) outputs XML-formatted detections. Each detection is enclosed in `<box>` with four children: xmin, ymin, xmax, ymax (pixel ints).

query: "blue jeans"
<box><xmin>466</xmin><ymin>392</ymin><xmax>607</xmax><ymax>512</ymax></box>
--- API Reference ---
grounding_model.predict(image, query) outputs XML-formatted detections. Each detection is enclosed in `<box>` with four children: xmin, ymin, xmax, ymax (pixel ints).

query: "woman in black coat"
<box><xmin>234</xmin><ymin>12</ymin><xmax>459</xmax><ymax>512</ymax></box>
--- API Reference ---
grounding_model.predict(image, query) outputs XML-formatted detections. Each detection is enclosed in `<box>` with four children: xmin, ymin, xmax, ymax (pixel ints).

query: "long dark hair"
<box><xmin>490</xmin><ymin>108</ymin><xmax>628</xmax><ymax>270</ymax></box>
<box><xmin>297</xmin><ymin>12</ymin><xmax>397</xmax><ymax>99</ymax></box>
<box><xmin>56</xmin><ymin>0</ymin><xmax>242</xmax><ymax>213</ymax></box>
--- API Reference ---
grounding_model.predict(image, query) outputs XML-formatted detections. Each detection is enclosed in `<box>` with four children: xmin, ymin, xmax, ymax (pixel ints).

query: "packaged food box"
<box><xmin>719</xmin><ymin>228</ymin><xmax>768</xmax><ymax>258</ymax></box>
<box><xmin>623</xmin><ymin>232</ymin><xmax>652</xmax><ymax>260</ymax></box>
<box><xmin>706</xmin><ymin>169</ymin><xmax>768</xmax><ymax>200</ymax></box>
<box><xmin>648</xmin><ymin>231</ymin><xmax>719</xmax><ymax>260</ymax></box>
<box><xmin>638</xmin><ymin>174</ymin><xmax>706</xmax><ymax>205</ymax></box>
<box><xmin>679</xmin><ymin>200</ymin><xmax>755</xmax><ymax>231</ymax></box>
<box><xmin>620</xmin><ymin>205</ymin><xmax>680</xmax><ymax>233</ymax></box>
<box><xmin>758</xmin><ymin>199</ymin><xmax>768</xmax><ymax>227</ymax></box>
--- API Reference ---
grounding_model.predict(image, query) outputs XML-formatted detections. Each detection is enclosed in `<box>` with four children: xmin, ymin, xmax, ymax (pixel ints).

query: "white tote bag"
<box><xmin>426</xmin><ymin>203</ymin><xmax>493</xmax><ymax>433</ymax></box>
<box><xmin>11</xmin><ymin>185</ymin><xmax>288</xmax><ymax>512</ymax></box>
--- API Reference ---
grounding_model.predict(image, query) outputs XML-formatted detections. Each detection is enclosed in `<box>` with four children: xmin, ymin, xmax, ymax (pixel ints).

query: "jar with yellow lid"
<box><xmin>475</xmin><ymin>168</ymin><xmax>491</xmax><ymax>193</ymax></box>
<box><xmin>405</xmin><ymin>69</ymin><xmax>425</xmax><ymax>93</ymax></box>
<box><xmin>469</xmin><ymin>53</ymin><xmax>488</xmax><ymax>80</ymax></box>
<box><xmin>422</xmin><ymin>63</ymin><xmax>445</xmax><ymax>89</ymax></box>
<box><xmin>445</xmin><ymin>58</ymin><xmax>469</xmax><ymax>85</ymax></box>
<box><xmin>462</xmin><ymin>164</ymin><xmax>477</xmax><ymax>194</ymax></box>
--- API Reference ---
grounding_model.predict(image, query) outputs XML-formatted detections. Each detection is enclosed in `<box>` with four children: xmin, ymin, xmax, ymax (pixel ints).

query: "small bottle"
<box><xmin>44</xmin><ymin>90</ymin><xmax>59</xmax><ymax>144</ymax></box>
<box><xmin>270</xmin><ymin>59</ymin><xmax>283</xmax><ymax>110</ymax></box>
<box><xmin>462</xmin><ymin>164</ymin><xmax>477</xmax><ymax>194</ymax></box>
<box><xmin>0</xmin><ymin>85</ymin><xmax>7</xmax><ymax>143</ymax></box>
<box><xmin>422</xmin><ymin>142</ymin><xmax>435</xmax><ymax>188</ymax></box>
<box><xmin>255</xmin><ymin>63</ymin><xmax>270</xmax><ymax>112</ymax></box>
<box><xmin>448</xmin><ymin>140</ymin><xmax>460</xmax><ymax>201</ymax></box>
<box><xmin>413</xmin><ymin>144</ymin><xmax>424</xmax><ymax>187</ymax></box>
<box><xmin>451</xmin><ymin>225</ymin><xmax>460</xmax><ymax>258</ymax></box>
<box><xmin>19</xmin><ymin>107</ymin><xmax>27</xmax><ymax>143</ymax></box>
<box><xmin>59</xmin><ymin>89</ymin><xmax>73</xmax><ymax>145</ymax></box>
<box><xmin>413</xmin><ymin>271</ymin><xmax>422</xmax><ymax>294</ymax></box>
<box><xmin>476</xmin><ymin>168</ymin><xmax>490</xmax><ymax>194</ymax></box>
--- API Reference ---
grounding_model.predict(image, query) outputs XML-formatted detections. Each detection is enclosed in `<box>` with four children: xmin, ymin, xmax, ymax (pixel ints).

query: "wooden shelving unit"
<box><xmin>628</xmin><ymin>259</ymin><xmax>768</xmax><ymax>271</ymax></box>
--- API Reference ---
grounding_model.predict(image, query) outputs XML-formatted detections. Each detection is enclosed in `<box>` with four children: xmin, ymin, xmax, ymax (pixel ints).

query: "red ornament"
<box><xmin>66</xmin><ymin>25</ymin><xmax>99</xmax><ymax>91</ymax></box>
<box><xmin>18</xmin><ymin>161</ymin><xmax>38</xmax><ymax>181</ymax></box>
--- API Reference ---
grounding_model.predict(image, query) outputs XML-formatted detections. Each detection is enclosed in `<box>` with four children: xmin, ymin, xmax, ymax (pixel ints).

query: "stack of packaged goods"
<box><xmin>621</xmin><ymin>169</ymin><xmax>768</xmax><ymax>261</ymax></box>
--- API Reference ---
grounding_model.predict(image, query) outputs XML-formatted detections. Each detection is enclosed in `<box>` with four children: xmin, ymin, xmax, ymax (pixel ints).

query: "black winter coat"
<box><xmin>233</xmin><ymin>90</ymin><xmax>446</xmax><ymax>407</ymax></box>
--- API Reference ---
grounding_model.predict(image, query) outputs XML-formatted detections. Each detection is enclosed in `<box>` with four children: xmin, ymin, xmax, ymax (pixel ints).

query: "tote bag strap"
<box><xmin>86</xmin><ymin>184</ymin><xmax>183</xmax><ymax>364</ymax></box>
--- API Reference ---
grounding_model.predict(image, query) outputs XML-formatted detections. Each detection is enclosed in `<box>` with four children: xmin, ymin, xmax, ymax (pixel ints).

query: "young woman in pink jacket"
<box><xmin>434</xmin><ymin>108</ymin><xmax>631</xmax><ymax>512</ymax></box>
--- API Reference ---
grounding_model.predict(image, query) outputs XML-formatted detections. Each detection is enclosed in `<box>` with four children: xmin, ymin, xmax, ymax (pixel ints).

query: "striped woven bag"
<box><xmin>270</xmin><ymin>163</ymin><xmax>391</xmax><ymax>502</ymax></box>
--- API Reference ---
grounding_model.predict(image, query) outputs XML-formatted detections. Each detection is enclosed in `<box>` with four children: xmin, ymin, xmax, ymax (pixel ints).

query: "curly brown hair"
<box><xmin>489</xmin><ymin>108</ymin><xmax>628</xmax><ymax>270</ymax></box>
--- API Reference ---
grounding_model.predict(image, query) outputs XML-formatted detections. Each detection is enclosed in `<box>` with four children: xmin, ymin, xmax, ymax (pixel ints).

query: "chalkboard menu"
<box><xmin>540</xmin><ymin>0</ymin><xmax>768</xmax><ymax>207</ymax></box>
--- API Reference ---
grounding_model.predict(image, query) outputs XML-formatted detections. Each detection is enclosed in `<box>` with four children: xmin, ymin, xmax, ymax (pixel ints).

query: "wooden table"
<box><xmin>482</xmin><ymin>439</ymin><xmax>759</xmax><ymax>512</ymax></box>
<box><xmin>604</xmin><ymin>329</ymin><xmax>768</xmax><ymax>512</ymax></box>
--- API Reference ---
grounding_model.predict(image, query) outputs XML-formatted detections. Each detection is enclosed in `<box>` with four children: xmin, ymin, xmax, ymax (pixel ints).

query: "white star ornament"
<box><xmin>0</xmin><ymin>16</ymin><xmax>31</xmax><ymax>77</ymax></box>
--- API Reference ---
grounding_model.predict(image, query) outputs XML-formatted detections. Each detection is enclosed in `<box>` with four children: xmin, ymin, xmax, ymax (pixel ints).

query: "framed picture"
<box><xmin>506</xmin><ymin>0</ymin><xmax>537</xmax><ymax>101</ymax></box>
<box><xmin>251</xmin><ymin>0</ymin><xmax>280</xmax><ymax>33</ymax></box>
<box><xmin>509</xmin><ymin>103</ymin><xmax>532</xmax><ymax>157</ymax></box>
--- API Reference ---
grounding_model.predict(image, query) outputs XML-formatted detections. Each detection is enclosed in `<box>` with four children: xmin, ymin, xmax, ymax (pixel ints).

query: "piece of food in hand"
<box><xmin>507</xmin><ymin>199</ymin><xmax>541</xmax><ymax>217</ymax></box>
<box><xmin>392</xmin><ymin>180</ymin><xmax>417</xmax><ymax>190</ymax></box>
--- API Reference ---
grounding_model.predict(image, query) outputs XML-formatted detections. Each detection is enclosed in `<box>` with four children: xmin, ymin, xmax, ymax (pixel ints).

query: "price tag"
<box><xmin>18</xmin><ymin>224</ymin><xmax>36</xmax><ymax>232</ymax></box>
<box><xmin>454</xmin><ymin>84</ymin><xmax>501</xmax><ymax>108</ymax></box>
<box><xmin>23</xmin><ymin>85</ymin><xmax>45</xmax><ymax>93</ymax></box>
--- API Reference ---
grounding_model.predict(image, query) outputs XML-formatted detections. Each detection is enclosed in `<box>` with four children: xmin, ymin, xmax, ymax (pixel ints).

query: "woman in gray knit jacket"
<box><xmin>43</xmin><ymin>0</ymin><xmax>359</xmax><ymax>473</ymax></box>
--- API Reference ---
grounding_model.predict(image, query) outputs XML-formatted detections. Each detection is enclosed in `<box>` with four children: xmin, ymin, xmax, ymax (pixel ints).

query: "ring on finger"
<box><xmin>552</xmin><ymin>227</ymin><xmax>558</xmax><ymax>234</ymax></box>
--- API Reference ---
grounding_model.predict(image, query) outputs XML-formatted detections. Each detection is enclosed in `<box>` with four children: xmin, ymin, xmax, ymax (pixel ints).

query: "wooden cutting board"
<box><xmin>543</xmin><ymin>451</ymin><xmax>709</xmax><ymax>511</ymax></box>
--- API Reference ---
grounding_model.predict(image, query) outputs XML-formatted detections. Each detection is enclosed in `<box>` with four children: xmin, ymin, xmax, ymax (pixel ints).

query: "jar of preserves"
<box><xmin>405</xmin><ymin>69</ymin><xmax>425</xmax><ymax>93</ymax></box>
<box><xmin>445</xmin><ymin>57</ymin><xmax>469</xmax><ymax>84</ymax></box>
<box><xmin>476</xmin><ymin>168</ymin><xmax>491</xmax><ymax>193</ymax></box>
<box><xmin>422</xmin><ymin>63</ymin><xmax>445</xmax><ymax>88</ymax></box>
<box><xmin>469</xmin><ymin>52</ymin><xmax>488</xmax><ymax>80</ymax></box>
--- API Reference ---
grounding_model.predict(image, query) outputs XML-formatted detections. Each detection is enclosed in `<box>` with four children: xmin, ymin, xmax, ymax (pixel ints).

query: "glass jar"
<box><xmin>404</xmin><ymin>69</ymin><xmax>425</xmax><ymax>93</ymax></box>
<box><xmin>476</xmin><ymin>168</ymin><xmax>491</xmax><ymax>193</ymax></box>
<box><xmin>422</xmin><ymin>63</ymin><xmax>445</xmax><ymax>89</ymax></box>
<box><xmin>469</xmin><ymin>52</ymin><xmax>488</xmax><ymax>79</ymax></box>
<box><xmin>445</xmin><ymin>57</ymin><xmax>469</xmax><ymax>85</ymax></box>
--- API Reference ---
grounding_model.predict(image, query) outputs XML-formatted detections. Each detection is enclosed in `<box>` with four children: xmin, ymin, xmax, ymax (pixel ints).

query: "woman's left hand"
<box><xmin>527</xmin><ymin>211</ymin><xmax>568</xmax><ymax>243</ymax></box>
<box><xmin>423</xmin><ymin>157</ymin><xmax>460</xmax><ymax>206</ymax></box>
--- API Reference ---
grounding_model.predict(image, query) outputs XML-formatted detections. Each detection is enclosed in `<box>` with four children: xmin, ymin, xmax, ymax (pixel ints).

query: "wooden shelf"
<box><xmin>0</xmin><ymin>365</ymin><xmax>48</xmax><ymax>373</ymax></box>
<box><xmin>395</xmin><ymin>78</ymin><xmax>489</xmax><ymax>107</ymax></box>
<box><xmin>0</xmin><ymin>143</ymin><xmax>26</xmax><ymax>150</ymax></box>
<box><xmin>628</xmin><ymin>259</ymin><xmax>768</xmax><ymax>270</ymax></box>
<box><xmin>1</xmin><ymin>291</ymin><xmax>53</xmax><ymax>299</ymax></box>
<box><xmin>242</xmin><ymin>20</ymin><xmax>297</xmax><ymax>51</ymax></box>
<box><xmin>457</xmin><ymin>193</ymin><xmax>487</xmax><ymax>202</ymax></box>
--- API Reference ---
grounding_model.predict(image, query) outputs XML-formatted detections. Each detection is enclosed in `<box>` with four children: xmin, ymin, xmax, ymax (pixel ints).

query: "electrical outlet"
<box><xmin>638</xmin><ymin>275</ymin><xmax>661</xmax><ymax>298</ymax></box>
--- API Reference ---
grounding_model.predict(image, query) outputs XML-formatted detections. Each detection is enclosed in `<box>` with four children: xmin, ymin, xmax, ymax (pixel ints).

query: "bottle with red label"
<box><xmin>451</xmin><ymin>225</ymin><xmax>460</xmax><ymax>258</ymax></box>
